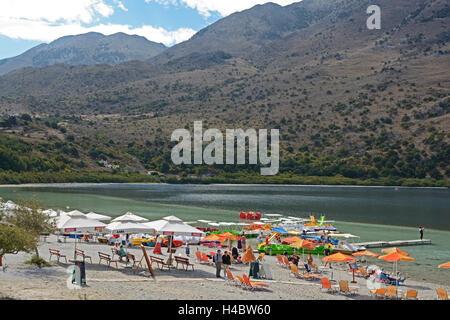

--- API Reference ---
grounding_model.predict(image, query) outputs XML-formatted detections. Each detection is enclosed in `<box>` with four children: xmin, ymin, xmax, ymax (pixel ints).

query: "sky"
<box><xmin>0</xmin><ymin>0</ymin><xmax>301</xmax><ymax>59</ymax></box>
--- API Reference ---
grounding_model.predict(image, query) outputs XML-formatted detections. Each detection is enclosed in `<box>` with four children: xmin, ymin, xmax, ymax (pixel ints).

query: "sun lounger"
<box><xmin>202</xmin><ymin>252</ymin><xmax>214</xmax><ymax>265</ymax></box>
<box><xmin>242</xmin><ymin>274</ymin><xmax>269</xmax><ymax>291</ymax></box>
<box><xmin>276</xmin><ymin>254</ymin><xmax>284</xmax><ymax>266</ymax></box>
<box><xmin>283</xmin><ymin>256</ymin><xmax>290</xmax><ymax>268</ymax></box>
<box><xmin>357</xmin><ymin>267</ymin><xmax>369</xmax><ymax>278</ymax></box>
<box><xmin>321</xmin><ymin>277</ymin><xmax>338</xmax><ymax>294</ymax></box>
<box><xmin>289</xmin><ymin>264</ymin><xmax>302</xmax><ymax>278</ymax></box>
<box><xmin>226</xmin><ymin>269</ymin><xmax>242</xmax><ymax>287</ymax></box>
<box><xmin>385</xmin><ymin>285</ymin><xmax>398</xmax><ymax>299</ymax></box>
<box><xmin>257</xmin><ymin>253</ymin><xmax>265</xmax><ymax>261</ymax></box>
<box><xmin>436</xmin><ymin>288</ymin><xmax>449</xmax><ymax>300</ymax></box>
<box><xmin>49</xmin><ymin>248</ymin><xmax>67</xmax><ymax>263</ymax></box>
<box><xmin>195</xmin><ymin>251</ymin><xmax>204</xmax><ymax>263</ymax></box>
<box><xmin>370</xmin><ymin>288</ymin><xmax>387</xmax><ymax>299</ymax></box>
<box><xmin>301</xmin><ymin>273</ymin><xmax>321</xmax><ymax>281</ymax></box>
<box><xmin>235</xmin><ymin>275</ymin><xmax>250</xmax><ymax>290</ymax></box>
<box><xmin>338</xmin><ymin>280</ymin><xmax>359</xmax><ymax>295</ymax></box>
<box><xmin>404</xmin><ymin>289</ymin><xmax>418</xmax><ymax>300</ymax></box>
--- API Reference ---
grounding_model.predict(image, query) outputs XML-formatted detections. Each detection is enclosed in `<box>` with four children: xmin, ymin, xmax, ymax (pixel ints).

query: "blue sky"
<box><xmin>0</xmin><ymin>0</ymin><xmax>300</xmax><ymax>59</ymax></box>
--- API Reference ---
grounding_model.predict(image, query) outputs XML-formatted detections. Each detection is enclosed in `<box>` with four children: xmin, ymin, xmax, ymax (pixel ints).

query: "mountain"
<box><xmin>0</xmin><ymin>32</ymin><xmax>167</xmax><ymax>75</ymax></box>
<box><xmin>0</xmin><ymin>0</ymin><xmax>448</xmax><ymax>185</ymax></box>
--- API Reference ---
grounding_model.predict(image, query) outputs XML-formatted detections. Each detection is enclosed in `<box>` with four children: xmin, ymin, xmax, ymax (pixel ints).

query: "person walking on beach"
<box><xmin>419</xmin><ymin>227</ymin><xmax>424</xmax><ymax>240</ymax></box>
<box><xmin>307</xmin><ymin>253</ymin><xmax>313</xmax><ymax>271</ymax></box>
<box><xmin>214</xmin><ymin>250</ymin><xmax>223</xmax><ymax>278</ymax></box>
<box><xmin>222</xmin><ymin>251</ymin><xmax>231</xmax><ymax>277</ymax></box>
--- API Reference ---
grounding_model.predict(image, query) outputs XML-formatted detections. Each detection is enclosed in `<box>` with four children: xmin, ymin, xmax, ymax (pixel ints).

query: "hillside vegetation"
<box><xmin>0</xmin><ymin>0</ymin><xmax>448</xmax><ymax>186</ymax></box>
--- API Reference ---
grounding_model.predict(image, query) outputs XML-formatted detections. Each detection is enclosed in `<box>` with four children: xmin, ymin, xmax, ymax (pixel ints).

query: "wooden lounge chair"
<box><xmin>370</xmin><ymin>288</ymin><xmax>387</xmax><ymax>299</ymax></box>
<box><xmin>242</xmin><ymin>274</ymin><xmax>269</xmax><ymax>291</ymax></box>
<box><xmin>385</xmin><ymin>285</ymin><xmax>398</xmax><ymax>299</ymax></box>
<box><xmin>436</xmin><ymin>288</ymin><xmax>449</xmax><ymax>300</ymax></box>
<box><xmin>321</xmin><ymin>277</ymin><xmax>338</xmax><ymax>294</ymax></box>
<box><xmin>257</xmin><ymin>253</ymin><xmax>265</xmax><ymax>261</ymax></box>
<box><xmin>338</xmin><ymin>280</ymin><xmax>359</xmax><ymax>295</ymax></box>
<box><xmin>404</xmin><ymin>289</ymin><xmax>418</xmax><ymax>300</ymax></box>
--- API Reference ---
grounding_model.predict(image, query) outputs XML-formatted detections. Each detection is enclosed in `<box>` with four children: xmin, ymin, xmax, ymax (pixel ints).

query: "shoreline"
<box><xmin>0</xmin><ymin>182</ymin><xmax>447</xmax><ymax>190</ymax></box>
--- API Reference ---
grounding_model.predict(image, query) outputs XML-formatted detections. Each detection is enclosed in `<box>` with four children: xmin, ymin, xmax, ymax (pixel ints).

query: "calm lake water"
<box><xmin>1</xmin><ymin>183</ymin><xmax>449</xmax><ymax>286</ymax></box>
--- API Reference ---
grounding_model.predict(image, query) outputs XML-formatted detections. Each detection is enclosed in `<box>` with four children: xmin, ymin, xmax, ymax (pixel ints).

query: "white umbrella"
<box><xmin>143</xmin><ymin>216</ymin><xmax>205</xmax><ymax>264</ymax></box>
<box><xmin>56</xmin><ymin>211</ymin><xmax>107</xmax><ymax>259</ymax></box>
<box><xmin>67</xmin><ymin>210</ymin><xmax>86</xmax><ymax>216</ymax></box>
<box><xmin>143</xmin><ymin>216</ymin><xmax>205</xmax><ymax>237</ymax></box>
<box><xmin>106</xmin><ymin>221</ymin><xmax>156</xmax><ymax>234</ymax></box>
<box><xmin>112</xmin><ymin>212</ymin><xmax>148</xmax><ymax>222</ymax></box>
<box><xmin>86</xmin><ymin>212</ymin><xmax>111</xmax><ymax>221</ymax></box>
<box><xmin>42</xmin><ymin>209</ymin><xmax>59</xmax><ymax>217</ymax></box>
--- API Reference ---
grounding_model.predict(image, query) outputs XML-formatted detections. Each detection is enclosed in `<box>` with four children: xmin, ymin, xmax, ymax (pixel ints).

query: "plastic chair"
<box><xmin>321</xmin><ymin>277</ymin><xmax>338</xmax><ymax>294</ymax></box>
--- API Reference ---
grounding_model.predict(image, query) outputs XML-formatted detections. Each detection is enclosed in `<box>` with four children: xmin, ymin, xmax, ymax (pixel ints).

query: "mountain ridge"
<box><xmin>0</xmin><ymin>32</ymin><xmax>167</xmax><ymax>75</ymax></box>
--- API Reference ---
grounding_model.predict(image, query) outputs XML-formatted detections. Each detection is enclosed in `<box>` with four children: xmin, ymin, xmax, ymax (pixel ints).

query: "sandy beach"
<box><xmin>1</xmin><ymin>235</ymin><xmax>447</xmax><ymax>300</ymax></box>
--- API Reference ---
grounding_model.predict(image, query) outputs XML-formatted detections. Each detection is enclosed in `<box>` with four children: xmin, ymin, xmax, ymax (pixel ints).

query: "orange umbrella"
<box><xmin>379</xmin><ymin>252</ymin><xmax>414</xmax><ymax>286</ymax></box>
<box><xmin>322</xmin><ymin>252</ymin><xmax>356</xmax><ymax>262</ymax></box>
<box><xmin>353</xmin><ymin>250</ymin><xmax>380</xmax><ymax>258</ymax></box>
<box><xmin>381</xmin><ymin>247</ymin><xmax>410</xmax><ymax>256</ymax></box>
<box><xmin>290</xmin><ymin>239</ymin><xmax>316</xmax><ymax>250</ymax></box>
<box><xmin>283</xmin><ymin>236</ymin><xmax>302</xmax><ymax>244</ymax></box>
<box><xmin>242</xmin><ymin>245</ymin><xmax>256</xmax><ymax>263</ymax></box>
<box><xmin>438</xmin><ymin>262</ymin><xmax>450</xmax><ymax>268</ymax></box>
<box><xmin>378</xmin><ymin>252</ymin><xmax>414</xmax><ymax>262</ymax></box>
<box><xmin>218</xmin><ymin>232</ymin><xmax>240</xmax><ymax>241</ymax></box>
<box><xmin>201</xmin><ymin>234</ymin><xmax>224</xmax><ymax>242</ymax></box>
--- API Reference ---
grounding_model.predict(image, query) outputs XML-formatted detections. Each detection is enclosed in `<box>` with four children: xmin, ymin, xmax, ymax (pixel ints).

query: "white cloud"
<box><xmin>0</xmin><ymin>0</ymin><xmax>114</xmax><ymax>24</ymax></box>
<box><xmin>147</xmin><ymin>0</ymin><xmax>301</xmax><ymax>17</ymax></box>
<box><xmin>114</xmin><ymin>0</ymin><xmax>128</xmax><ymax>12</ymax></box>
<box><xmin>0</xmin><ymin>0</ymin><xmax>195</xmax><ymax>46</ymax></box>
<box><xmin>0</xmin><ymin>17</ymin><xmax>195</xmax><ymax>46</ymax></box>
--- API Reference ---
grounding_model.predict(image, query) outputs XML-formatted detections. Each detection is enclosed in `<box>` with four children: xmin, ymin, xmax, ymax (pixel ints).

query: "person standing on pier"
<box><xmin>419</xmin><ymin>227</ymin><xmax>424</xmax><ymax>240</ymax></box>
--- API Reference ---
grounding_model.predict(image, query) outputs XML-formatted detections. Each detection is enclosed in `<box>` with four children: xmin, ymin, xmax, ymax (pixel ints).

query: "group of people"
<box><xmin>212</xmin><ymin>249</ymin><xmax>233</xmax><ymax>278</ymax></box>
<box><xmin>284</xmin><ymin>251</ymin><xmax>314</xmax><ymax>272</ymax></box>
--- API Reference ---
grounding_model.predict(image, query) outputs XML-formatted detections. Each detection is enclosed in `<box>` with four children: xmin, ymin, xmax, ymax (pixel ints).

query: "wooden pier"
<box><xmin>354</xmin><ymin>239</ymin><xmax>432</xmax><ymax>249</ymax></box>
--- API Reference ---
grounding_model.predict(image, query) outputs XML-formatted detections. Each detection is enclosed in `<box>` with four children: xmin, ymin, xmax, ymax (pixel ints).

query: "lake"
<box><xmin>1</xmin><ymin>183</ymin><xmax>449</xmax><ymax>285</ymax></box>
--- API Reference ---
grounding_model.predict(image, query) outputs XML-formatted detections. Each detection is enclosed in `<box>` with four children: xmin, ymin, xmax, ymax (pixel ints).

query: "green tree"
<box><xmin>6</xmin><ymin>198</ymin><xmax>55</xmax><ymax>258</ymax></box>
<box><xmin>0</xmin><ymin>222</ymin><xmax>36</xmax><ymax>268</ymax></box>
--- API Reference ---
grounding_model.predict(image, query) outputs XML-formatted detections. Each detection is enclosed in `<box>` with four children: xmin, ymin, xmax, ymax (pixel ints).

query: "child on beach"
<box><xmin>185</xmin><ymin>241</ymin><xmax>190</xmax><ymax>257</ymax></box>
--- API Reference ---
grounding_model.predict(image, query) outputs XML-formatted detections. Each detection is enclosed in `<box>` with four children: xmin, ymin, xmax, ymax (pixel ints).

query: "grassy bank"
<box><xmin>0</xmin><ymin>170</ymin><xmax>448</xmax><ymax>187</ymax></box>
